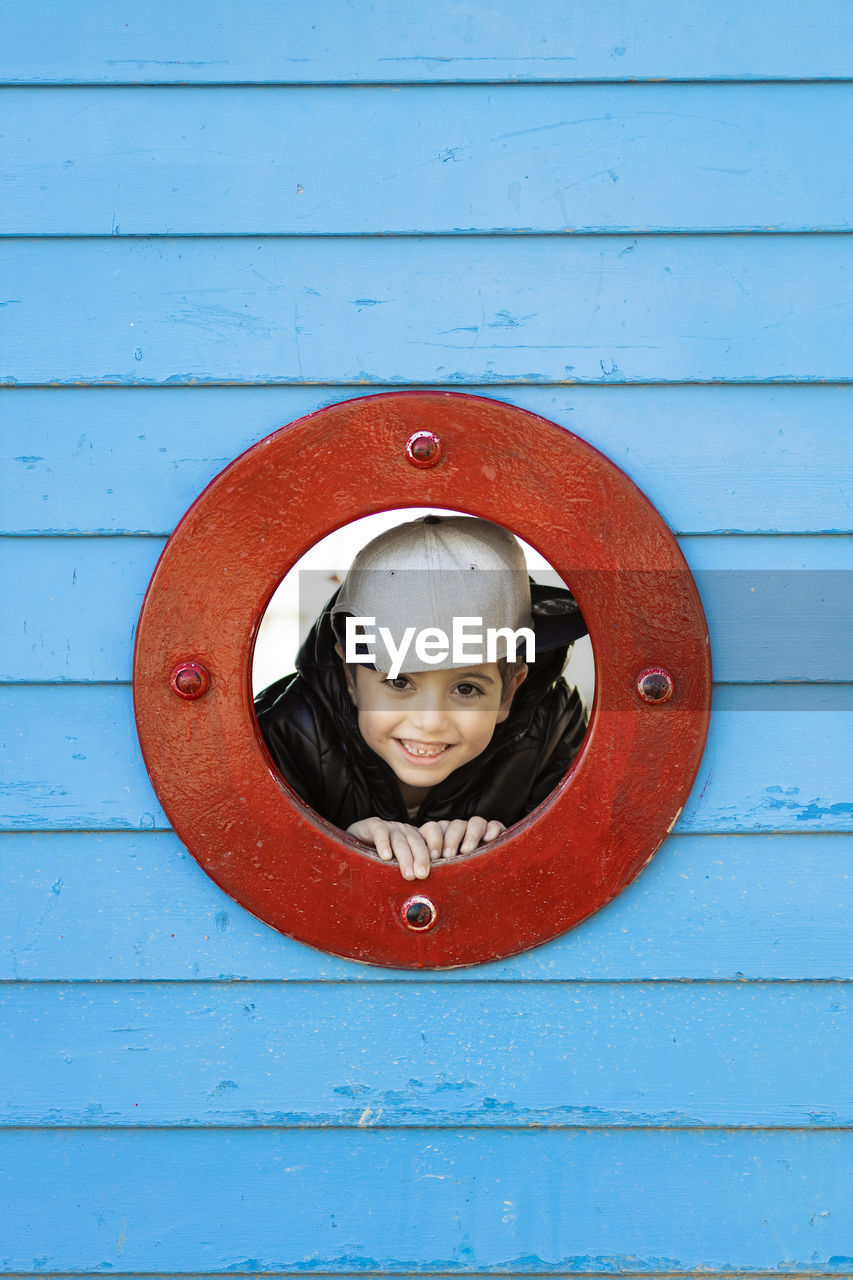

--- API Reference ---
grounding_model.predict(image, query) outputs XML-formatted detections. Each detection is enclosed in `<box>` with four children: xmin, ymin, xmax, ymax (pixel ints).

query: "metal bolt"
<box><xmin>636</xmin><ymin>667</ymin><xmax>674</xmax><ymax>704</ymax></box>
<box><xmin>170</xmin><ymin>661</ymin><xmax>211</xmax><ymax>700</ymax></box>
<box><xmin>401</xmin><ymin>895</ymin><xmax>438</xmax><ymax>932</ymax></box>
<box><xmin>405</xmin><ymin>430</ymin><xmax>444</xmax><ymax>468</ymax></box>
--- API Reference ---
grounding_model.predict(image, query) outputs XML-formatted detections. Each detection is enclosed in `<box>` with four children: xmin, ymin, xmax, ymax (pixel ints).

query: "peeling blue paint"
<box><xmin>797</xmin><ymin>801</ymin><xmax>853</xmax><ymax>822</ymax></box>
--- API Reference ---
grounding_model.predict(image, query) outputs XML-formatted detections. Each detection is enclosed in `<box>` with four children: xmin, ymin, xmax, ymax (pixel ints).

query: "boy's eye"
<box><xmin>454</xmin><ymin>681</ymin><xmax>485</xmax><ymax>698</ymax></box>
<box><xmin>382</xmin><ymin>676</ymin><xmax>412</xmax><ymax>691</ymax></box>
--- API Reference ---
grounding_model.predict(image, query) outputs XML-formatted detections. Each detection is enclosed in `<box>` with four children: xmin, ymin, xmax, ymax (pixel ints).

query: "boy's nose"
<box><xmin>408</xmin><ymin>699</ymin><xmax>451</xmax><ymax>735</ymax></box>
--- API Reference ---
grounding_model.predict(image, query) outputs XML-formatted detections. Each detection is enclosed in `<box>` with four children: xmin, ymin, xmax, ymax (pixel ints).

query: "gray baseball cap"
<box><xmin>331</xmin><ymin>515</ymin><xmax>533</xmax><ymax>675</ymax></box>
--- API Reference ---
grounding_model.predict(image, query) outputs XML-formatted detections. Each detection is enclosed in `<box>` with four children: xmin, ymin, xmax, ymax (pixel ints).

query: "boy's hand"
<box><xmin>346</xmin><ymin>816</ymin><xmax>506</xmax><ymax>878</ymax></box>
<box><xmin>346</xmin><ymin>818</ymin><xmax>439</xmax><ymax>881</ymax></box>
<box><xmin>420</xmin><ymin>817</ymin><xmax>506</xmax><ymax>860</ymax></box>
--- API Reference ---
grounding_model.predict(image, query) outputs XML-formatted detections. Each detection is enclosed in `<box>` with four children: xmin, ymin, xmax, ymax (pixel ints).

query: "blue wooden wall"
<box><xmin>2</xmin><ymin>1</ymin><xmax>852</xmax><ymax>1272</ymax></box>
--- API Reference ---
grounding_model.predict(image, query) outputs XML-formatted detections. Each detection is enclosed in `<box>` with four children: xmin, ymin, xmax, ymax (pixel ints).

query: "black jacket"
<box><xmin>254</xmin><ymin>584</ymin><xmax>588</xmax><ymax>830</ymax></box>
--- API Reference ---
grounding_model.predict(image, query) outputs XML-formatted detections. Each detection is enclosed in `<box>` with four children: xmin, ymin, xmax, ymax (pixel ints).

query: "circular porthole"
<box><xmin>133</xmin><ymin>391</ymin><xmax>711</xmax><ymax>968</ymax></box>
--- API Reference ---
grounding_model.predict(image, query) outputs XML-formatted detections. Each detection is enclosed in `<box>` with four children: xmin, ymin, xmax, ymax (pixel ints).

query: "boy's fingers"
<box><xmin>375</xmin><ymin>835</ymin><xmax>394</xmax><ymax>861</ymax></box>
<box><xmin>347</xmin><ymin>818</ymin><xmax>394</xmax><ymax>859</ymax></box>
<box><xmin>441</xmin><ymin>819</ymin><xmax>469</xmax><ymax>857</ymax></box>
<box><xmin>389</xmin><ymin>828</ymin><xmax>416</xmax><ymax>880</ymax></box>
<box><xmin>418</xmin><ymin>822</ymin><xmax>445</xmax><ymax>860</ymax></box>
<box><xmin>387</xmin><ymin>826</ymin><xmax>431</xmax><ymax>881</ymax></box>
<box><xmin>404</xmin><ymin>827</ymin><xmax>432</xmax><ymax>880</ymax></box>
<box><xmin>352</xmin><ymin>816</ymin><xmax>503</xmax><ymax>868</ymax></box>
<box><xmin>460</xmin><ymin>816</ymin><xmax>488</xmax><ymax>853</ymax></box>
<box><xmin>367</xmin><ymin>818</ymin><xmax>395</xmax><ymax>861</ymax></box>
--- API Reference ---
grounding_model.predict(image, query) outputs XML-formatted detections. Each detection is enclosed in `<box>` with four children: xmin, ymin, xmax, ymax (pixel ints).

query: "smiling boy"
<box><xmin>340</xmin><ymin>656</ymin><xmax>528</xmax><ymax>879</ymax></box>
<box><xmin>255</xmin><ymin>515</ymin><xmax>588</xmax><ymax>881</ymax></box>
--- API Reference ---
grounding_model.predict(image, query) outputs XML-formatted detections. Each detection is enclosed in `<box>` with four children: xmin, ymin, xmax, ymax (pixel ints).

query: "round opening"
<box><xmin>251</xmin><ymin>507</ymin><xmax>593</xmax><ymax>880</ymax></box>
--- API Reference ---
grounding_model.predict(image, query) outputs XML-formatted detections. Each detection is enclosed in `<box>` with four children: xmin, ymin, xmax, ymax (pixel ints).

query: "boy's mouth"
<box><xmin>395</xmin><ymin>738</ymin><xmax>452</xmax><ymax>762</ymax></box>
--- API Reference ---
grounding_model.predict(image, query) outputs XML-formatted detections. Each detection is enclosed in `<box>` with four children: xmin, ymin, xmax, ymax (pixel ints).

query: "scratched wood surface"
<box><xmin>3</xmin><ymin>980</ymin><xmax>852</xmax><ymax>1127</ymax></box>
<box><xmin>5</xmin><ymin>236</ymin><xmax>853</xmax><ymax>385</ymax></box>
<box><xmin>4</xmin><ymin>1130</ymin><xmax>853</xmax><ymax>1272</ymax></box>
<box><xmin>6</xmin><ymin>84</ymin><xmax>853</xmax><ymax>234</ymax></box>
<box><xmin>3</xmin><ymin>4</ymin><xmax>852</xmax><ymax>1276</ymax></box>
<box><xmin>3</xmin><ymin>0</ymin><xmax>853</xmax><ymax>82</ymax></box>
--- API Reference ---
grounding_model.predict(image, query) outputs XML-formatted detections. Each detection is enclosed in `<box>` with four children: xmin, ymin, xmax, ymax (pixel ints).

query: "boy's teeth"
<box><xmin>400</xmin><ymin>740</ymin><xmax>446</xmax><ymax>757</ymax></box>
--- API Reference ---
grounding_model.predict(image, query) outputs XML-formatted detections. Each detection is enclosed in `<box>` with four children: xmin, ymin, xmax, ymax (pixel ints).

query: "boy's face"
<box><xmin>342</xmin><ymin>659</ymin><xmax>526</xmax><ymax>801</ymax></box>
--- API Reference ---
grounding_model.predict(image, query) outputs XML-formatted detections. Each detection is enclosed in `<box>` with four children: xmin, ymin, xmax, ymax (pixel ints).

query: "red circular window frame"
<box><xmin>133</xmin><ymin>391</ymin><xmax>711</xmax><ymax>969</ymax></box>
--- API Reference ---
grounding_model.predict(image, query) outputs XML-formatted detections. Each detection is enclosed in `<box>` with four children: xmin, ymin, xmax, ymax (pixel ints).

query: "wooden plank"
<box><xmin>6</xmin><ymin>84</ymin><xmax>853</xmax><ymax>235</ymax></box>
<box><xmin>0</xmin><ymin>1275</ymin><xmax>808</xmax><ymax>1280</ymax></box>
<box><xmin>1</xmin><ymin>831</ymin><xmax>850</xmax><ymax>982</ymax></box>
<box><xmin>4</xmin><ymin>385</ymin><xmax>852</xmax><ymax>536</ymax></box>
<box><xmin>0</xmin><ymin>537</ymin><xmax>161</xmax><ymax>683</ymax></box>
<box><xmin>2</xmin><ymin>1128</ymin><xmax>853</xmax><ymax>1272</ymax></box>
<box><xmin>2</xmin><ymin>684</ymin><xmax>851</xmax><ymax>834</ymax></box>
<box><xmin>0</xmin><ymin>1275</ymin><xmax>805</xmax><ymax>1280</ymax></box>
<box><xmin>0</xmin><ymin>1275</ymin><xmax>791</xmax><ymax>1280</ymax></box>
<box><xmin>3</xmin><ymin>0</ymin><xmax>853</xmax><ymax>83</ymax></box>
<box><xmin>0</xmin><ymin>685</ymin><xmax>158</xmax><ymax>831</ymax></box>
<box><xmin>686</xmin><ymin>537</ymin><xmax>853</xmax><ymax>685</ymax></box>
<box><xmin>2</xmin><ymin>980</ymin><xmax>851</xmax><ymax>1128</ymax></box>
<box><xmin>3</xmin><ymin>535</ymin><xmax>851</xmax><ymax>683</ymax></box>
<box><xmin>3</xmin><ymin>236</ymin><xmax>853</xmax><ymax>386</ymax></box>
